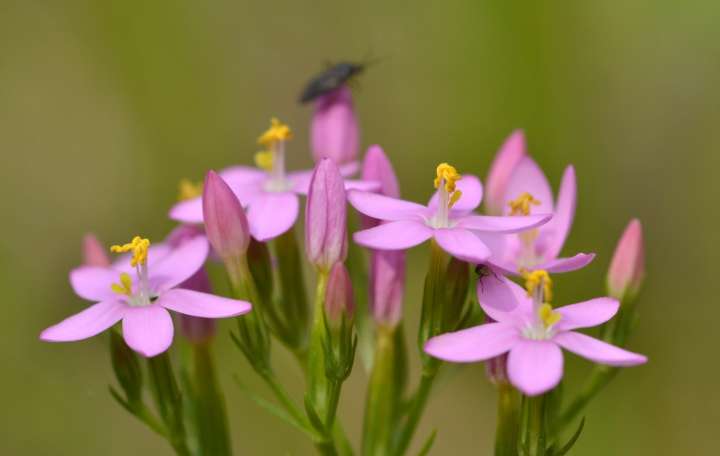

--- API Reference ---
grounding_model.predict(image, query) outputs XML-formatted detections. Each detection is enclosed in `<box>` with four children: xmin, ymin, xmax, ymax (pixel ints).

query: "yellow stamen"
<box><xmin>111</xmin><ymin>272</ymin><xmax>133</xmax><ymax>295</ymax></box>
<box><xmin>178</xmin><ymin>178</ymin><xmax>203</xmax><ymax>201</ymax></box>
<box><xmin>523</xmin><ymin>269</ymin><xmax>553</xmax><ymax>302</ymax></box>
<box><xmin>508</xmin><ymin>192</ymin><xmax>541</xmax><ymax>216</ymax></box>
<box><xmin>434</xmin><ymin>163</ymin><xmax>463</xmax><ymax>207</ymax></box>
<box><xmin>110</xmin><ymin>236</ymin><xmax>151</xmax><ymax>267</ymax></box>
<box><xmin>538</xmin><ymin>303</ymin><xmax>562</xmax><ymax>328</ymax></box>
<box><xmin>254</xmin><ymin>150</ymin><xmax>274</xmax><ymax>171</ymax></box>
<box><xmin>257</xmin><ymin>117</ymin><xmax>292</xmax><ymax>146</ymax></box>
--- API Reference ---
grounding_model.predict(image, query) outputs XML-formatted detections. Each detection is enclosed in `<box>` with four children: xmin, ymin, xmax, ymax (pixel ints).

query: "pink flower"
<box><xmin>481</xmin><ymin>132</ymin><xmax>594</xmax><ymax>274</ymax></box>
<box><xmin>40</xmin><ymin>234</ymin><xmax>251</xmax><ymax>357</ymax></box>
<box><xmin>306</xmin><ymin>158</ymin><xmax>348</xmax><ymax>271</ymax></box>
<box><xmin>607</xmin><ymin>219</ymin><xmax>645</xmax><ymax>301</ymax></box>
<box><xmin>169</xmin><ymin>118</ymin><xmax>377</xmax><ymax>241</ymax></box>
<box><xmin>349</xmin><ymin>163</ymin><xmax>551</xmax><ymax>264</ymax></box>
<box><xmin>360</xmin><ymin>145</ymin><xmax>405</xmax><ymax>326</ymax></box>
<box><xmin>425</xmin><ymin>274</ymin><xmax>646</xmax><ymax>396</ymax></box>
<box><xmin>311</xmin><ymin>86</ymin><xmax>359</xmax><ymax>165</ymax></box>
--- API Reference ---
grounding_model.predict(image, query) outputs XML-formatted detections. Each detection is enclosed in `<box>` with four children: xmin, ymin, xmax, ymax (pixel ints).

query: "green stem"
<box><xmin>393</xmin><ymin>370</ymin><xmax>436</xmax><ymax>456</ymax></box>
<box><xmin>147</xmin><ymin>353</ymin><xmax>191</xmax><ymax>456</ymax></box>
<box><xmin>274</xmin><ymin>228</ymin><xmax>311</xmax><ymax>352</ymax></box>
<box><xmin>495</xmin><ymin>384</ymin><xmax>520</xmax><ymax>456</ymax></box>
<box><xmin>258</xmin><ymin>368</ymin><xmax>309</xmax><ymax>430</ymax></box>
<box><xmin>307</xmin><ymin>273</ymin><xmax>330</xmax><ymax>419</ymax></box>
<box><xmin>520</xmin><ymin>395</ymin><xmax>547</xmax><ymax>456</ymax></box>
<box><xmin>555</xmin><ymin>365</ymin><xmax>617</xmax><ymax>434</ymax></box>
<box><xmin>192</xmin><ymin>343</ymin><xmax>232</xmax><ymax>456</ymax></box>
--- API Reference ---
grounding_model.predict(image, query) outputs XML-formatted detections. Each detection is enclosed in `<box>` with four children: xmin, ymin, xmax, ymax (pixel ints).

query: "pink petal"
<box><xmin>344</xmin><ymin>179</ymin><xmax>381</xmax><ymax>192</ymax></box>
<box><xmin>353</xmin><ymin>220</ymin><xmax>433</xmax><ymax>250</ymax></box>
<box><xmin>150</xmin><ymin>236</ymin><xmax>209</xmax><ymax>293</ymax></box>
<box><xmin>485</xmin><ymin>130</ymin><xmax>527</xmax><ymax>215</ymax></box>
<box><xmin>82</xmin><ymin>233</ymin><xmax>110</xmax><ymax>267</ymax></box>
<box><xmin>122</xmin><ymin>305</ymin><xmax>174</xmax><ymax>357</ymax></box>
<box><xmin>69</xmin><ymin>267</ymin><xmax>120</xmax><ymax>302</ymax></box>
<box><xmin>607</xmin><ymin>219</ymin><xmax>645</xmax><ymax>300</ymax></box>
<box><xmin>456</xmin><ymin>213</ymin><xmax>551</xmax><ymax>233</ymax></box>
<box><xmin>219</xmin><ymin>166</ymin><xmax>266</xmax><ymax>204</ymax></box>
<box><xmin>339</xmin><ymin>161</ymin><xmax>360</xmax><ymax>177</ymax></box>
<box><xmin>540</xmin><ymin>253</ymin><xmax>595</xmax><ymax>273</ymax></box>
<box><xmin>554</xmin><ymin>331</ymin><xmax>647</xmax><ymax>366</ymax></box>
<box><xmin>433</xmin><ymin>228</ymin><xmax>491</xmax><ymax>263</ymax></box>
<box><xmin>428</xmin><ymin>175</ymin><xmax>483</xmax><ymax>213</ymax></box>
<box><xmin>169</xmin><ymin>197</ymin><xmax>204</xmax><ymax>224</ymax></box>
<box><xmin>555</xmin><ymin>298</ymin><xmax>619</xmax><ymax>331</ymax></box>
<box><xmin>40</xmin><ymin>300</ymin><xmax>126</xmax><ymax>342</ymax></box>
<box><xmin>502</xmin><ymin>156</ymin><xmax>554</xmax><ymax>216</ymax></box>
<box><xmin>540</xmin><ymin>166</ymin><xmax>576</xmax><ymax>260</ymax></box>
<box><xmin>347</xmin><ymin>191</ymin><xmax>427</xmax><ymax>223</ymax></box>
<box><xmin>507</xmin><ymin>340</ymin><xmax>564</xmax><ymax>396</ymax></box>
<box><xmin>248</xmin><ymin>192</ymin><xmax>299</xmax><ymax>241</ymax></box>
<box><xmin>288</xmin><ymin>169</ymin><xmax>314</xmax><ymax>195</ymax></box>
<box><xmin>158</xmin><ymin>288</ymin><xmax>252</xmax><ymax>318</ymax></box>
<box><xmin>361</xmin><ymin>145</ymin><xmax>400</xmax><ymax>198</ymax></box>
<box><xmin>477</xmin><ymin>273</ymin><xmax>528</xmax><ymax>316</ymax></box>
<box><xmin>311</xmin><ymin>86</ymin><xmax>359</xmax><ymax>164</ymax></box>
<box><xmin>424</xmin><ymin>322</ymin><xmax>519</xmax><ymax>362</ymax></box>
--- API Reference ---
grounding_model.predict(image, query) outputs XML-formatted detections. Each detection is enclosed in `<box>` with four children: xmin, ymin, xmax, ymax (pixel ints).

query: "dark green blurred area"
<box><xmin>2</xmin><ymin>0</ymin><xmax>719</xmax><ymax>454</ymax></box>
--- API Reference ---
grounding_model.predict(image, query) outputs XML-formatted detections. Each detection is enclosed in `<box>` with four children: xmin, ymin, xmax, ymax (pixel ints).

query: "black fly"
<box><xmin>299</xmin><ymin>62</ymin><xmax>366</xmax><ymax>104</ymax></box>
<box><xmin>476</xmin><ymin>264</ymin><xmax>501</xmax><ymax>293</ymax></box>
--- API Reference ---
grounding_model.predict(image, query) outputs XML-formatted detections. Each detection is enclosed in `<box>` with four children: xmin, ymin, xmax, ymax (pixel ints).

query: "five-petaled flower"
<box><xmin>425</xmin><ymin>271</ymin><xmax>647</xmax><ymax>396</ymax></box>
<box><xmin>40</xmin><ymin>234</ymin><xmax>251</xmax><ymax>357</ymax></box>
<box><xmin>170</xmin><ymin>117</ymin><xmax>378</xmax><ymax>241</ymax></box>
<box><xmin>481</xmin><ymin>131</ymin><xmax>595</xmax><ymax>274</ymax></box>
<box><xmin>349</xmin><ymin>163</ymin><xmax>552</xmax><ymax>264</ymax></box>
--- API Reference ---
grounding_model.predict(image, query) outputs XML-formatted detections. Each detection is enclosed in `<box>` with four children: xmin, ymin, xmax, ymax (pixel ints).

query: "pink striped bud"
<box><xmin>202</xmin><ymin>170</ymin><xmax>250</xmax><ymax>261</ymax></box>
<box><xmin>360</xmin><ymin>145</ymin><xmax>400</xmax><ymax>229</ymax></box>
<box><xmin>311</xmin><ymin>86</ymin><xmax>359</xmax><ymax>165</ymax></box>
<box><xmin>305</xmin><ymin>159</ymin><xmax>347</xmax><ymax>272</ymax></box>
<box><xmin>485</xmin><ymin>130</ymin><xmax>527</xmax><ymax>215</ymax></box>
<box><xmin>369</xmin><ymin>250</ymin><xmax>405</xmax><ymax>327</ymax></box>
<box><xmin>82</xmin><ymin>233</ymin><xmax>110</xmax><ymax>267</ymax></box>
<box><xmin>325</xmin><ymin>262</ymin><xmax>355</xmax><ymax>326</ymax></box>
<box><xmin>607</xmin><ymin>219</ymin><xmax>645</xmax><ymax>301</ymax></box>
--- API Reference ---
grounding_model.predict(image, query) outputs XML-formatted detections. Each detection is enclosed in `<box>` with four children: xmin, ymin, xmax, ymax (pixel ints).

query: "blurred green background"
<box><xmin>2</xmin><ymin>0</ymin><xmax>719</xmax><ymax>454</ymax></box>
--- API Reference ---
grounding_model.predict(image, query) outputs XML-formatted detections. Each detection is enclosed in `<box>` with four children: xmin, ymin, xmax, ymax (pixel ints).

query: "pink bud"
<box><xmin>607</xmin><ymin>219</ymin><xmax>645</xmax><ymax>301</ymax></box>
<box><xmin>305</xmin><ymin>159</ymin><xmax>347</xmax><ymax>271</ymax></box>
<box><xmin>369</xmin><ymin>249</ymin><xmax>405</xmax><ymax>327</ymax></box>
<box><xmin>202</xmin><ymin>170</ymin><xmax>250</xmax><ymax>261</ymax></box>
<box><xmin>82</xmin><ymin>233</ymin><xmax>110</xmax><ymax>267</ymax></box>
<box><xmin>360</xmin><ymin>145</ymin><xmax>400</xmax><ymax>229</ymax></box>
<box><xmin>325</xmin><ymin>263</ymin><xmax>355</xmax><ymax>325</ymax></box>
<box><xmin>311</xmin><ymin>86</ymin><xmax>359</xmax><ymax>165</ymax></box>
<box><xmin>485</xmin><ymin>130</ymin><xmax>527</xmax><ymax>215</ymax></box>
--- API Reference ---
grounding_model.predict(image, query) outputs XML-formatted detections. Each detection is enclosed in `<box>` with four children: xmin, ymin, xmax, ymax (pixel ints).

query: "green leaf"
<box><xmin>551</xmin><ymin>418</ymin><xmax>585</xmax><ymax>456</ymax></box>
<box><xmin>417</xmin><ymin>429</ymin><xmax>437</xmax><ymax>456</ymax></box>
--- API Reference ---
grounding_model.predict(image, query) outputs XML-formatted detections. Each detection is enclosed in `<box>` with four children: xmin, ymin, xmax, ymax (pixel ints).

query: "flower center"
<box><xmin>255</xmin><ymin>117</ymin><xmax>294</xmax><ymax>192</ymax></box>
<box><xmin>521</xmin><ymin>269</ymin><xmax>562</xmax><ymax>340</ymax></box>
<box><xmin>178</xmin><ymin>178</ymin><xmax>203</xmax><ymax>201</ymax></box>
<box><xmin>110</xmin><ymin>236</ymin><xmax>154</xmax><ymax>307</ymax></box>
<box><xmin>508</xmin><ymin>192</ymin><xmax>543</xmax><ymax>268</ymax></box>
<box><xmin>429</xmin><ymin>163</ymin><xmax>463</xmax><ymax>228</ymax></box>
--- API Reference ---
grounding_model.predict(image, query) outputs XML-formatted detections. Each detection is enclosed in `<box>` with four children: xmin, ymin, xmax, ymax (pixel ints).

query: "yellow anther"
<box><xmin>538</xmin><ymin>303</ymin><xmax>562</xmax><ymax>328</ymax></box>
<box><xmin>254</xmin><ymin>150</ymin><xmax>274</xmax><ymax>171</ymax></box>
<box><xmin>434</xmin><ymin>163</ymin><xmax>462</xmax><ymax>192</ymax></box>
<box><xmin>178</xmin><ymin>178</ymin><xmax>203</xmax><ymax>201</ymax></box>
<box><xmin>449</xmin><ymin>190</ymin><xmax>463</xmax><ymax>208</ymax></box>
<box><xmin>523</xmin><ymin>269</ymin><xmax>553</xmax><ymax>302</ymax></box>
<box><xmin>110</xmin><ymin>236</ymin><xmax>151</xmax><ymax>267</ymax></box>
<box><xmin>111</xmin><ymin>272</ymin><xmax>133</xmax><ymax>296</ymax></box>
<box><xmin>257</xmin><ymin>117</ymin><xmax>293</xmax><ymax>146</ymax></box>
<box><xmin>509</xmin><ymin>192</ymin><xmax>541</xmax><ymax>216</ymax></box>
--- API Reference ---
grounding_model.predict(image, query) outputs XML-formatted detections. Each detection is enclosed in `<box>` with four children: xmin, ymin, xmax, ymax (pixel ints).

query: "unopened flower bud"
<box><xmin>370</xmin><ymin>250</ymin><xmax>405</xmax><ymax>327</ymax></box>
<box><xmin>485</xmin><ymin>130</ymin><xmax>527</xmax><ymax>215</ymax></box>
<box><xmin>607</xmin><ymin>219</ymin><xmax>645</xmax><ymax>301</ymax></box>
<box><xmin>360</xmin><ymin>145</ymin><xmax>400</xmax><ymax>229</ymax></box>
<box><xmin>202</xmin><ymin>170</ymin><xmax>250</xmax><ymax>262</ymax></box>
<box><xmin>83</xmin><ymin>233</ymin><xmax>110</xmax><ymax>267</ymax></box>
<box><xmin>311</xmin><ymin>86</ymin><xmax>359</xmax><ymax>165</ymax></box>
<box><xmin>325</xmin><ymin>263</ymin><xmax>355</xmax><ymax>326</ymax></box>
<box><xmin>305</xmin><ymin>159</ymin><xmax>347</xmax><ymax>271</ymax></box>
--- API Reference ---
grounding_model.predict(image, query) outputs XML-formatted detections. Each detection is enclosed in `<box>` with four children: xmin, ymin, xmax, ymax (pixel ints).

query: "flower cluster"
<box><xmin>40</xmin><ymin>78</ymin><xmax>647</xmax><ymax>456</ymax></box>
